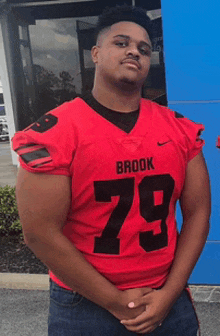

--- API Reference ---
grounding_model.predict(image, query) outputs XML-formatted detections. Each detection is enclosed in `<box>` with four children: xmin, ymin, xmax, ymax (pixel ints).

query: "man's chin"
<box><xmin>120</xmin><ymin>77</ymin><xmax>136</xmax><ymax>85</ymax></box>
<box><xmin>115</xmin><ymin>77</ymin><xmax>142</xmax><ymax>92</ymax></box>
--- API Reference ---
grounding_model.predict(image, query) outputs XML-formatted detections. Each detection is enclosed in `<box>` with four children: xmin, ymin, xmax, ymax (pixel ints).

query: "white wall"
<box><xmin>0</xmin><ymin>22</ymin><xmax>18</xmax><ymax>166</ymax></box>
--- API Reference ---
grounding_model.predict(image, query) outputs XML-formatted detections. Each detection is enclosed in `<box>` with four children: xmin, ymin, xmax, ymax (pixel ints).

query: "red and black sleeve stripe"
<box><xmin>15</xmin><ymin>144</ymin><xmax>52</xmax><ymax>168</ymax></box>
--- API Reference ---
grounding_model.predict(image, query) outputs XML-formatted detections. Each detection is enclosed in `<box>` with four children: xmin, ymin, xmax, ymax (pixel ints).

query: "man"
<box><xmin>13</xmin><ymin>5</ymin><xmax>210</xmax><ymax>336</ymax></box>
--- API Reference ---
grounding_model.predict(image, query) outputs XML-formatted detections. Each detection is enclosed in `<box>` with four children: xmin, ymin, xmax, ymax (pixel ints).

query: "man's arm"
<box><xmin>121</xmin><ymin>151</ymin><xmax>211</xmax><ymax>333</ymax></box>
<box><xmin>16</xmin><ymin>167</ymin><xmax>151</xmax><ymax>320</ymax></box>
<box><xmin>160</xmin><ymin>151</ymin><xmax>211</xmax><ymax>297</ymax></box>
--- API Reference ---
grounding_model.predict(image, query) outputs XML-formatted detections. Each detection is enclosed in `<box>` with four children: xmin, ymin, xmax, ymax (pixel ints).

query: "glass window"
<box><xmin>142</xmin><ymin>8</ymin><xmax>167</xmax><ymax>105</ymax></box>
<box><xmin>27</xmin><ymin>16</ymin><xmax>97</xmax><ymax>117</ymax></box>
<box><xmin>0</xmin><ymin>94</ymin><xmax>4</xmax><ymax>105</ymax></box>
<box><xmin>0</xmin><ymin>106</ymin><xmax>5</xmax><ymax>116</ymax></box>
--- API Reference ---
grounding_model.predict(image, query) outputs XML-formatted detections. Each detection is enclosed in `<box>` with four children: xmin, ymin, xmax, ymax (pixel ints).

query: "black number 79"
<box><xmin>94</xmin><ymin>174</ymin><xmax>174</xmax><ymax>255</ymax></box>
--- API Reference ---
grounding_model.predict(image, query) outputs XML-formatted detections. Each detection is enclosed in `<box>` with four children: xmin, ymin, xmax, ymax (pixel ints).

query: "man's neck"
<box><xmin>92</xmin><ymin>85</ymin><xmax>141</xmax><ymax>113</ymax></box>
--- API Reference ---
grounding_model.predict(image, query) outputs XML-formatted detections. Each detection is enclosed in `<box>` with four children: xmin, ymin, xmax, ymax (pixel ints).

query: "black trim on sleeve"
<box><xmin>31</xmin><ymin>159</ymin><xmax>53</xmax><ymax>168</ymax></box>
<box><xmin>20</xmin><ymin>148</ymin><xmax>50</xmax><ymax>164</ymax></box>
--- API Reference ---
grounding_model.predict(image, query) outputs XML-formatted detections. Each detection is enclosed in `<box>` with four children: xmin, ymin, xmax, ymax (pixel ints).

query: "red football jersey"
<box><xmin>12</xmin><ymin>98</ymin><xmax>204</xmax><ymax>290</ymax></box>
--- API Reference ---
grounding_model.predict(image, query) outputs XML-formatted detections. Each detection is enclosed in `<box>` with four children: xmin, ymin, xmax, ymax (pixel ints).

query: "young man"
<box><xmin>13</xmin><ymin>5</ymin><xmax>210</xmax><ymax>336</ymax></box>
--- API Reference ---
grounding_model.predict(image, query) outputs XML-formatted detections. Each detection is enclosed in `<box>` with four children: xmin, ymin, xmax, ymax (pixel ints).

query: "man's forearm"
<box><xmin>162</xmin><ymin>211</ymin><xmax>209</xmax><ymax>301</ymax></box>
<box><xmin>24</xmin><ymin>227</ymin><xmax>147</xmax><ymax>320</ymax></box>
<box><xmin>25</xmin><ymin>228</ymin><xmax>120</xmax><ymax>308</ymax></box>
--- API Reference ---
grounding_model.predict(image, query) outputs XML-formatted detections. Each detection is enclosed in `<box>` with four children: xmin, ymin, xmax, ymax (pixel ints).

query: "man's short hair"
<box><xmin>95</xmin><ymin>5</ymin><xmax>153</xmax><ymax>43</ymax></box>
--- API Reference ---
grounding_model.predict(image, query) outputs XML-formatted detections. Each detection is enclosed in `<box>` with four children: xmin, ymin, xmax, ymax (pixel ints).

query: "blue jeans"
<box><xmin>48</xmin><ymin>280</ymin><xmax>199</xmax><ymax>336</ymax></box>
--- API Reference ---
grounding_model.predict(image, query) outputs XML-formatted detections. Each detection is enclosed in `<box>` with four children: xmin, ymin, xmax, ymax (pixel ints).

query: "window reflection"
<box><xmin>0</xmin><ymin>94</ymin><xmax>4</xmax><ymax>106</ymax></box>
<box><xmin>28</xmin><ymin>16</ymin><xmax>97</xmax><ymax>116</ymax></box>
<box><xmin>143</xmin><ymin>9</ymin><xmax>167</xmax><ymax>105</ymax></box>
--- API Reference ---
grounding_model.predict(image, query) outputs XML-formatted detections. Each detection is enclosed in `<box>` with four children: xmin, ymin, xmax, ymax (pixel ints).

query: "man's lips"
<box><xmin>121</xmin><ymin>59</ymin><xmax>141</xmax><ymax>69</ymax></box>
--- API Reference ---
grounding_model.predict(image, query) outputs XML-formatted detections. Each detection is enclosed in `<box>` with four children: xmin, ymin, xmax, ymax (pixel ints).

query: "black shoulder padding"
<box><xmin>174</xmin><ymin>111</ymin><xmax>184</xmax><ymax>119</ymax></box>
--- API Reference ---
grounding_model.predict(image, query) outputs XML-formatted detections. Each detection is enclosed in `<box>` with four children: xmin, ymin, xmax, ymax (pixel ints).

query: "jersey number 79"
<box><xmin>94</xmin><ymin>174</ymin><xmax>175</xmax><ymax>255</ymax></box>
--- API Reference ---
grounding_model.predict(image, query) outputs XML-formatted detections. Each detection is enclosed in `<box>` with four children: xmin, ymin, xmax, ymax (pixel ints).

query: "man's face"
<box><xmin>92</xmin><ymin>21</ymin><xmax>152</xmax><ymax>89</ymax></box>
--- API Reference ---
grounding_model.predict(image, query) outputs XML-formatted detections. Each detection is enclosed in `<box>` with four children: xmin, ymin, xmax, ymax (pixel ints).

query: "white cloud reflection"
<box><xmin>30</xmin><ymin>21</ymin><xmax>78</xmax><ymax>51</ymax></box>
<box><xmin>29</xmin><ymin>17</ymin><xmax>97</xmax><ymax>92</ymax></box>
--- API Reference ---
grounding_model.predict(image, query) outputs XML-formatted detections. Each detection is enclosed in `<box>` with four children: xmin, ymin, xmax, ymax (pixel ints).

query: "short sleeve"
<box><xmin>173</xmin><ymin>111</ymin><xmax>205</xmax><ymax>162</ymax></box>
<box><xmin>12</xmin><ymin>104</ymin><xmax>76</xmax><ymax>176</ymax></box>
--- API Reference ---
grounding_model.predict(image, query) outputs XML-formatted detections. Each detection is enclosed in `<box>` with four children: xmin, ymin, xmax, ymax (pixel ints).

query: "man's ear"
<box><xmin>91</xmin><ymin>46</ymin><xmax>99</xmax><ymax>64</ymax></box>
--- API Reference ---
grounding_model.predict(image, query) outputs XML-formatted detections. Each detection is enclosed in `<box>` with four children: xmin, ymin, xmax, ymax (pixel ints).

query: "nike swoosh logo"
<box><xmin>157</xmin><ymin>140</ymin><xmax>172</xmax><ymax>146</ymax></box>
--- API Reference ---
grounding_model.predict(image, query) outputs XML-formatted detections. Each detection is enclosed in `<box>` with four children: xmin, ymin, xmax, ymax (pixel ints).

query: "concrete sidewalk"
<box><xmin>0</xmin><ymin>273</ymin><xmax>49</xmax><ymax>290</ymax></box>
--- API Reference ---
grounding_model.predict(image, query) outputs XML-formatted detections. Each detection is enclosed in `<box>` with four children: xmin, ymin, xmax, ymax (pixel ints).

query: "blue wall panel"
<box><xmin>189</xmin><ymin>242</ymin><xmax>220</xmax><ymax>285</ymax></box>
<box><xmin>168</xmin><ymin>103</ymin><xmax>220</xmax><ymax>241</ymax></box>
<box><xmin>161</xmin><ymin>0</ymin><xmax>220</xmax><ymax>102</ymax></box>
<box><xmin>161</xmin><ymin>0</ymin><xmax>220</xmax><ymax>283</ymax></box>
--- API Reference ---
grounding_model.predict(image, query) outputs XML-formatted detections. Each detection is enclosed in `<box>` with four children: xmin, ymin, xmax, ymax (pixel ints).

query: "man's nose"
<box><xmin>125</xmin><ymin>44</ymin><xmax>140</xmax><ymax>59</ymax></box>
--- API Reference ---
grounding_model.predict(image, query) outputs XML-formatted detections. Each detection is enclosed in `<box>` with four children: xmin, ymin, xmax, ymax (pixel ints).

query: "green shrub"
<box><xmin>0</xmin><ymin>185</ymin><xmax>23</xmax><ymax>237</ymax></box>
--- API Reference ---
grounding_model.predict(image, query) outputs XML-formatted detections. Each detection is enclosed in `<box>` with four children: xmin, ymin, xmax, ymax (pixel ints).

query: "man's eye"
<box><xmin>115</xmin><ymin>41</ymin><xmax>127</xmax><ymax>47</ymax></box>
<box><xmin>139</xmin><ymin>47</ymin><xmax>152</xmax><ymax>56</ymax></box>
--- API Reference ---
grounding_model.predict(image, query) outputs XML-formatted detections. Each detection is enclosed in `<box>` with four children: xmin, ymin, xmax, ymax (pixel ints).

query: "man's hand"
<box><xmin>120</xmin><ymin>288</ymin><xmax>175</xmax><ymax>334</ymax></box>
<box><xmin>108</xmin><ymin>287</ymin><xmax>154</xmax><ymax>321</ymax></box>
